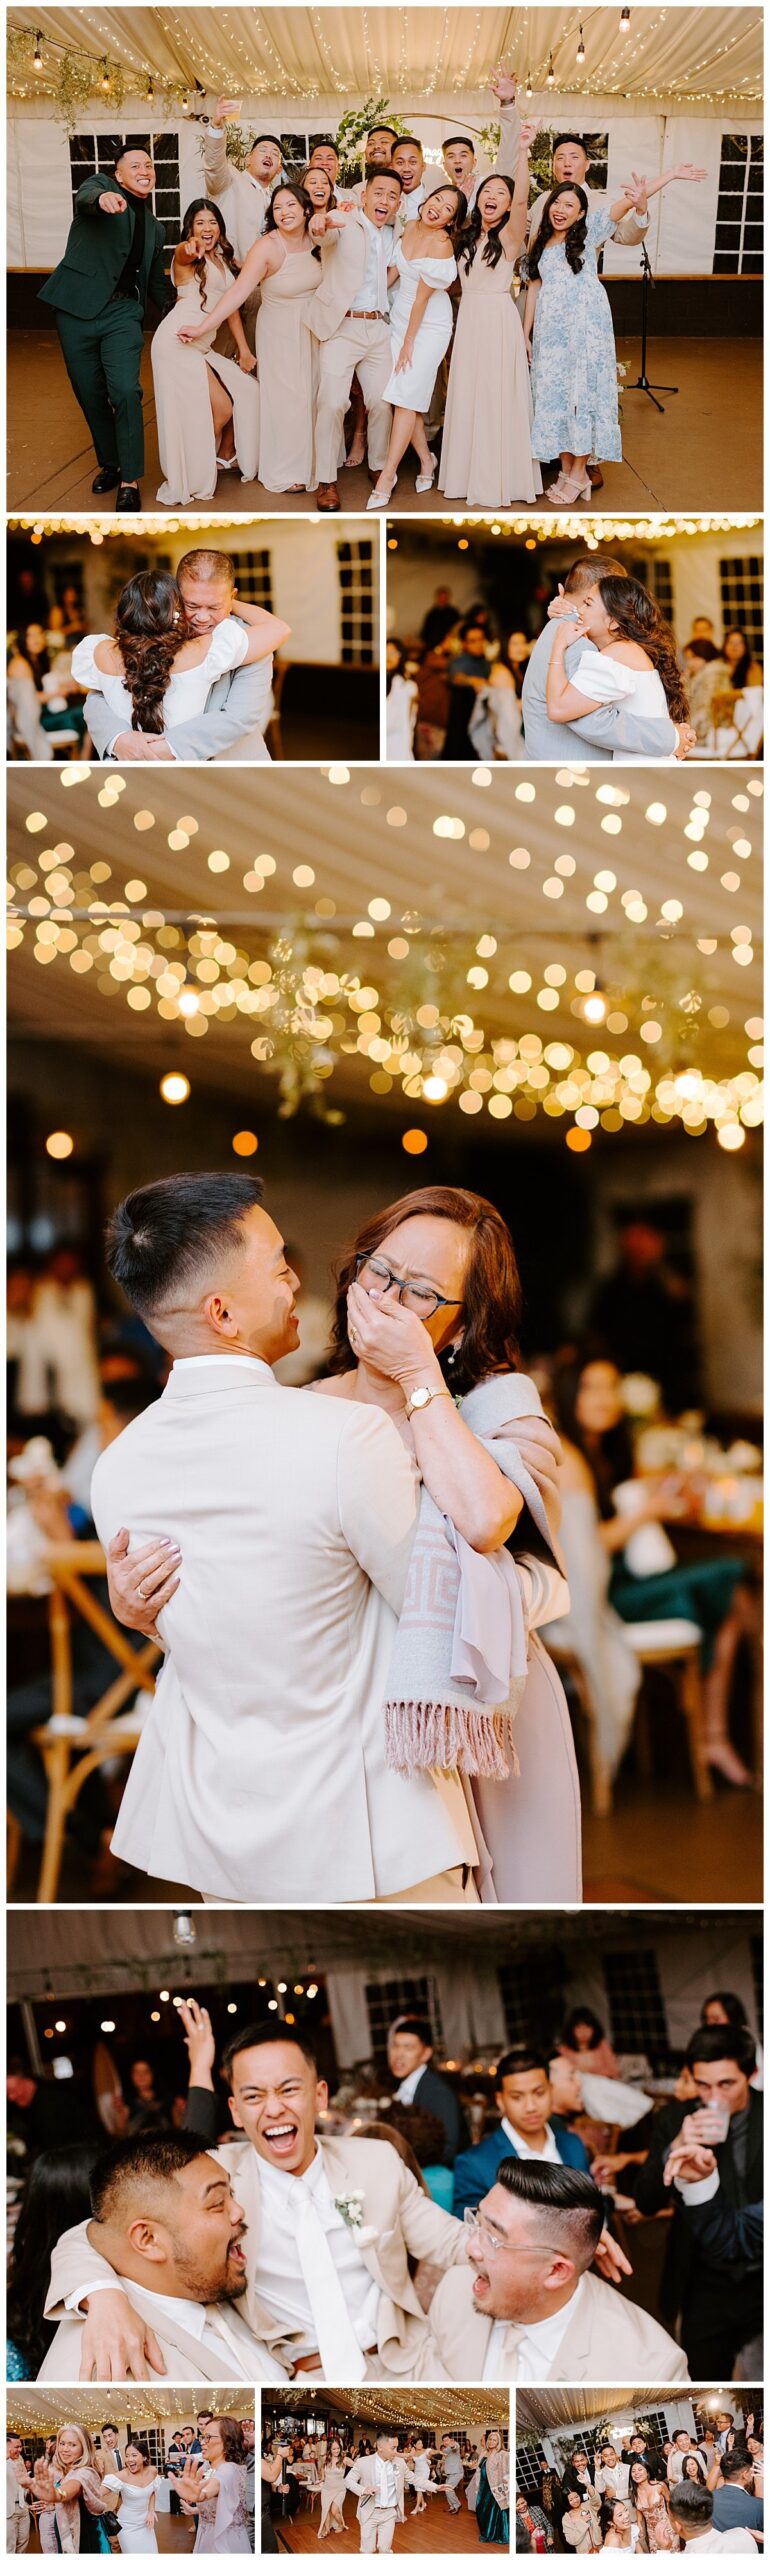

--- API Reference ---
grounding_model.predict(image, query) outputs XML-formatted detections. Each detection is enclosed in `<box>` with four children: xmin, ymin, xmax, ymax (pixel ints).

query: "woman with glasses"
<box><xmin>307</xmin><ymin>1183</ymin><xmax>580</xmax><ymax>1901</ymax></box>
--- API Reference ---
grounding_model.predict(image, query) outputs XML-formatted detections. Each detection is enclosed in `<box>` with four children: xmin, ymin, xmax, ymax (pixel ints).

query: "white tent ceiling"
<box><xmin>7</xmin><ymin>2387</ymin><xmax>253</xmax><ymax>2431</ymax></box>
<box><xmin>7</xmin><ymin>766</ymin><xmax>763</xmax><ymax>1130</ymax></box>
<box><xmin>7</xmin><ymin>5</ymin><xmax>764</xmax><ymax>110</ymax></box>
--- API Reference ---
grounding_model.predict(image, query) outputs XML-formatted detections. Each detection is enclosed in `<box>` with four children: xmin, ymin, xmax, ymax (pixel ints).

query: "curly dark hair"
<box><xmin>328</xmin><ymin>1183</ymin><xmax>522</xmax><ymax>1391</ymax></box>
<box><xmin>115</xmin><ymin>571</ymin><xmax>194</xmax><ymax>735</ymax></box>
<box><xmin>593</xmin><ymin>575</ymin><xmax>690</xmax><ymax>721</ymax></box>
<box><xmin>179</xmin><ymin>198</ymin><xmax>238</xmax><ymax>309</ymax></box>
<box><xmin>526</xmin><ymin>181</ymin><xmax>588</xmax><ymax>277</ymax></box>
<box><xmin>457</xmin><ymin>172</ymin><xmax>515</xmax><ymax>272</ymax></box>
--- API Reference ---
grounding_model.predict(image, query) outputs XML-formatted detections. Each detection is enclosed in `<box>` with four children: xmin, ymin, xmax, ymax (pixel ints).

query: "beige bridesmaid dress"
<box><xmin>255</xmin><ymin>243</ymin><xmax>320</xmax><ymax>491</ymax></box>
<box><xmin>439</xmin><ymin>250</ymin><xmax>543</xmax><ymax>507</ymax></box>
<box><xmin>151</xmin><ymin>259</ymin><xmax>259</xmax><ymax>504</ymax></box>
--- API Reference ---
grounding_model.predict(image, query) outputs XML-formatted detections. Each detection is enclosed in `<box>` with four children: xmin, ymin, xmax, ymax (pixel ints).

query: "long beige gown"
<box><xmin>439</xmin><ymin>250</ymin><xmax>542</xmax><ymax>507</ymax></box>
<box><xmin>255</xmin><ymin>243</ymin><xmax>320</xmax><ymax>491</ymax></box>
<box><xmin>318</xmin><ymin>2463</ymin><xmax>348</xmax><ymax>2531</ymax></box>
<box><xmin>151</xmin><ymin>259</ymin><xmax>259</xmax><ymax>505</ymax></box>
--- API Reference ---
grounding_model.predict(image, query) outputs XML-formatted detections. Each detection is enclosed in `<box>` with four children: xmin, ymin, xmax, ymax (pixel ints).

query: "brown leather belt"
<box><xmin>346</xmin><ymin>308</ymin><xmax>386</xmax><ymax>320</ymax></box>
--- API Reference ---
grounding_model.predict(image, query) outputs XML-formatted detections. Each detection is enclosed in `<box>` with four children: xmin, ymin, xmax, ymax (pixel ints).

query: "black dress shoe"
<box><xmin>115</xmin><ymin>484</ymin><xmax>141</xmax><ymax>512</ymax></box>
<box><xmin>92</xmin><ymin>466</ymin><xmax>121</xmax><ymax>494</ymax></box>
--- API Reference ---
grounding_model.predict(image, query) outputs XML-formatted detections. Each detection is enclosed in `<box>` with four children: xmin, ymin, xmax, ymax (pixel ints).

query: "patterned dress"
<box><xmin>526</xmin><ymin>204</ymin><xmax>622</xmax><ymax>462</ymax></box>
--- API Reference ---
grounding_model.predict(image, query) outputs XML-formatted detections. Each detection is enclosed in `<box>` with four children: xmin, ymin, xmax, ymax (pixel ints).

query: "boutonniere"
<box><xmin>333</xmin><ymin>2189</ymin><xmax>378</xmax><ymax>2247</ymax></box>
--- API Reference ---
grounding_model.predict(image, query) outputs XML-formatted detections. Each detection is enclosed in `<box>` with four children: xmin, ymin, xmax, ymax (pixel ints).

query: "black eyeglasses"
<box><xmin>353</xmin><ymin>1252</ymin><xmax>463</xmax><ymax>1321</ymax></box>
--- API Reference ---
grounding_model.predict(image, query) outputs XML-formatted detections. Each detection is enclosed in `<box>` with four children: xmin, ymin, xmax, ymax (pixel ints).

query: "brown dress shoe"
<box><xmin>316</xmin><ymin>481</ymin><xmax>340</xmax><ymax>511</ymax></box>
<box><xmin>587</xmin><ymin>463</ymin><xmax>604</xmax><ymax>488</ymax></box>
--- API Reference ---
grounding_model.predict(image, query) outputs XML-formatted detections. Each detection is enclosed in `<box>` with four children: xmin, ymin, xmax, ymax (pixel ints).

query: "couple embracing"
<box><xmin>93</xmin><ymin>1171</ymin><xmax>581</xmax><ymax>1906</ymax></box>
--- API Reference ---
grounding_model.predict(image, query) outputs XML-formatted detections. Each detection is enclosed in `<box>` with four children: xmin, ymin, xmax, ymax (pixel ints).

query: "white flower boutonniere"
<box><xmin>334</xmin><ymin>2190</ymin><xmax>378</xmax><ymax>2247</ymax></box>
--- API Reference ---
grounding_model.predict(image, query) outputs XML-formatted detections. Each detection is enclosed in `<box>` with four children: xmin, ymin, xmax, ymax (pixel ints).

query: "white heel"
<box><xmin>415</xmin><ymin>455</ymin><xmax>438</xmax><ymax>494</ymax></box>
<box><xmin>367</xmin><ymin>476</ymin><xmax>397</xmax><ymax>510</ymax></box>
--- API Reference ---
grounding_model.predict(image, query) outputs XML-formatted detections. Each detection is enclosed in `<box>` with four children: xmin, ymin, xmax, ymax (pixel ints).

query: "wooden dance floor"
<box><xmin>8</xmin><ymin>330</ymin><xmax>762</xmax><ymax>515</ymax></box>
<box><xmin>274</xmin><ymin>2497</ymin><xmax>487</xmax><ymax>2553</ymax></box>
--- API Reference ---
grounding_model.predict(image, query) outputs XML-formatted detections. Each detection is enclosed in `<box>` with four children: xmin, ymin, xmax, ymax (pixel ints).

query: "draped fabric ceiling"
<box><xmin>7</xmin><ymin>4</ymin><xmax>764</xmax><ymax>110</ymax></box>
<box><xmin>7</xmin><ymin>1904</ymin><xmax>745</xmax><ymax>2001</ymax></box>
<box><xmin>517</xmin><ymin>2387</ymin><xmax>749</xmax><ymax>2438</ymax></box>
<box><xmin>7</xmin><ymin>765</ymin><xmax>763</xmax><ymax>1139</ymax></box>
<box><xmin>6</xmin><ymin>2387</ymin><xmax>254</xmax><ymax>2431</ymax></box>
<box><xmin>264</xmin><ymin>2385</ymin><xmax>506</xmax><ymax>2432</ymax></box>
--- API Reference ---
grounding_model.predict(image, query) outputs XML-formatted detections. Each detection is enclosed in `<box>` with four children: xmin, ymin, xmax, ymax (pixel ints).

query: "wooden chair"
<box><xmin>13</xmin><ymin>1541</ymin><xmax>161</xmax><ymax>1904</ymax></box>
<box><xmin>546</xmin><ymin>1616</ymin><xmax>712</xmax><ymax>1814</ymax></box>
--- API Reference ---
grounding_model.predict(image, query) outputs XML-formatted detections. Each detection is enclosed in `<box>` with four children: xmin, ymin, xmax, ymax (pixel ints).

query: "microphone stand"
<box><xmin>625</xmin><ymin>240</ymin><xmax>678</xmax><ymax>411</ymax></box>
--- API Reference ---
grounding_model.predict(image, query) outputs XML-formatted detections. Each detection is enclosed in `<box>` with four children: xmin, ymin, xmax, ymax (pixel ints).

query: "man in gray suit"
<box><xmin>521</xmin><ymin>554</ymin><xmax>695</xmax><ymax>761</ymax></box>
<box><xmin>85</xmin><ymin>547</ymin><xmax>281</xmax><ymax>761</ymax></box>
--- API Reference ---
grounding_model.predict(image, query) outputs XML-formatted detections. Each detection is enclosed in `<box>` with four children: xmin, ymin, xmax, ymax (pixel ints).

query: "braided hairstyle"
<box><xmin>115</xmin><ymin>572</ymin><xmax>194</xmax><ymax>734</ymax></box>
<box><xmin>526</xmin><ymin>182</ymin><xmax>588</xmax><ymax>277</ymax></box>
<box><xmin>457</xmin><ymin>173</ymin><xmax>515</xmax><ymax>272</ymax></box>
<box><xmin>594</xmin><ymin>575</ymin><xmax>691</xmax><ymax>721</ymax></box>
<box><xmin>179</xmin><ymin>197</ymin><xmax>238</xmax><ymax>309</ymax></box>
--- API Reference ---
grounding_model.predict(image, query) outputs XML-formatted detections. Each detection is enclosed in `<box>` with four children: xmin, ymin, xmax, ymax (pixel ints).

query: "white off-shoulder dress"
<box><xmin>383</xmin><ymin>239</ymin><xmax>457</xmax><ymax>409</ymax></box>
<box><xmin>566</xmin><ymin>649</ymin><xmax>675</xmax><ymax>757</ymax></box>
<box><xmin>71</xmin><ymin>619</ymin><xmax>251</xmax><ymax>734</ymax></box>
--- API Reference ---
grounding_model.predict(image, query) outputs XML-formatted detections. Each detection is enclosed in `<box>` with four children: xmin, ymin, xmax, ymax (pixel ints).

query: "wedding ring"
<box><xmin>137</xmin><ymin>1582</ymin><xmax>148</xmax><ymax>1601</ymax></box>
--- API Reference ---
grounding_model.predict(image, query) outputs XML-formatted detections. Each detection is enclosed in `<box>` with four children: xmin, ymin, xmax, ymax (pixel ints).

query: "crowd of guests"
<box><xmin>39</xmin><ymin>86</ymin><xmax>707</xmax><ymax>513</ymax></box>
<box><xmin>260</xmin><ymin>2417</ymin><xmax>508</xmax><ymax>2549</ymax></box>
<box><xmin>516</xmin><ymin>2408</ymin><xmax>763</xmax><ymax>2551</ymax></box>
<box><xmin>6</xmin><ymin>2414</ymin><xmax>255</xmax><ymax>2554</ymax></box>
<box><xmin>7</xmin><ymin>590</ymin><xmax>91</xmax><ymax>762</ymax></box>
<box><xmin>387</xmin><ymin>587</ymin><xmax>764</xmax><ymax>762</ymax></box>
<box><xmin>5</xmin><ymin>1978</ymin><xmax>763</xmax><ymax>2390</ymax></box>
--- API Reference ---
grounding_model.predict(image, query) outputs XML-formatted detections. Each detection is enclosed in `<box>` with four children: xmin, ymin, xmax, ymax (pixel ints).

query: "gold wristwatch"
<box><xmin>406</xmin><ymin>1382</ymin><xmax>451</xmax><ymax>1413</ymax></box>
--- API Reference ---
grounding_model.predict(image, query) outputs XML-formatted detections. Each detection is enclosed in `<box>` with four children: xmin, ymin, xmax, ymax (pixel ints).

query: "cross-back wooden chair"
<box><xmin>7</xmin><ymin>1541</ymin><xmax>161</xmax><ymax>1905</ymax></box>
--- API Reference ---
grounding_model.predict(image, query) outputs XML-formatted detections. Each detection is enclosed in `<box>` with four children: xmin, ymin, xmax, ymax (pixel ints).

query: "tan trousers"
<box><xmin>315</xmin><ymin>317</ymin><xmax>392</xmax><ymax>481</ymax></box>
<box><xmin>359</xmin><ymin>2507</ymin><xmax>398</xmax><ymax>2554</ymax></box>
<box><xmin>7</xmin><ymin>2515</ymin><xmax>31</xmax><ymax>2554</ymax></box>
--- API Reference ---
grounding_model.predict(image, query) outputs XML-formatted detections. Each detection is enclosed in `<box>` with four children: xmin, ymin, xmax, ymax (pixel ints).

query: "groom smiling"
<box><xmin>91</xmin><ymin>1171</ymin><xmax>479</xmax><ymax>1905</ymax></box>
<box><xmin>521</xmin><ymin>554</ymin><xmax>696</xmax><ymax>761</ymax></box>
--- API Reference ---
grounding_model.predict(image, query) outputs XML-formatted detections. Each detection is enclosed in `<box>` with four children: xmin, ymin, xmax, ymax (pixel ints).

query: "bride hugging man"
<box><xmin>73</xmin><ymin>548</ymin><xmax>289</xmax><ymax>764</ymax></box>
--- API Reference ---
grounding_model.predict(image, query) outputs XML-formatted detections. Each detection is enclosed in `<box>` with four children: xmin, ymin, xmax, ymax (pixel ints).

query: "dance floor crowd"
<box><xmin>516</xmin><ymin>2405</ymin><xmax>763</xmax><ymax>2550</ymax></box>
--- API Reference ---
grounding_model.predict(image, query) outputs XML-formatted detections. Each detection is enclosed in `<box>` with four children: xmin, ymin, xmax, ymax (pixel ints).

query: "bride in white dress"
<box><xmin>102</xmin><ymin>2446</ymin><xmax>158</xmax><ymax>2553</ymax></box>
<box><xmin>151</xmin><ymin>197</ymin><xmax>260</xmax><ymax>504</ymax></box>
<box><xmin>72</xmin><ymin>568</ymin><xmax>288</xmax><ymax>750</ymax></box>
<box><xmin>368</xmin><ymin>185</ymin><xmax>465</xmax><ymax>508</ymax></box>
<box><xmin>545</xmin><ymin>572</ymin><xmax>690</xmax><ymax>758</ymax></box>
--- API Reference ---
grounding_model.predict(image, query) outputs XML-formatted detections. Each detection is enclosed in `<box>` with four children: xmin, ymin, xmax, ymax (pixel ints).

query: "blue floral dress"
<box><xmin>526</xmin><ymin>203</ymin><xmax>622</xmax><ymax>462</ymax></box>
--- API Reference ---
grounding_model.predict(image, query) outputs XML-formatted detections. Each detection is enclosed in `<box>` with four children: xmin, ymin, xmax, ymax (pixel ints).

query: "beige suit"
<box><xmin>420</xmin><ymin>2263</ymin><xmax>691</xmax><ymax>2382</ymax></box>
<box><xmin>91</xmin><ymin>1358</ymin><xmax>477</xmax><ymax>1902</ymax></box>
<box><xmin>344</xmin><ymin>2455</ymin><xmax>413</xmax><ymax>2554</ymax></box>
<box><xmin>527</xmin><ymin>183</ymin><xmax>648</xmax><ymax>249</ymax></box>
<box><xmin>37</xmin><ymin>2275</ymin><xmax>279</xmax><ymax>2382</ymax></box>
<box><xmin>46</xmin><ymin>2132</ymin><xmax>468</xmax><ymax>2381</ymax></box>
<box><xmin>305</xmin><ymin>212</ymin><xmax>393</xmax><ymax>480</ymax></box>
<box><xmin>6</xmin><ymin>2463</ymin><xmax>30</xmax><ymax>2554</ymax></box>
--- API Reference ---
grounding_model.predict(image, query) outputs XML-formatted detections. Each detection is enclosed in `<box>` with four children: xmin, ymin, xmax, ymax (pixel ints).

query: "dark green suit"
<box><xmin>40</xmin><ymin>172</ymin><xmax>171</xmax><ymax>481</ymax></box>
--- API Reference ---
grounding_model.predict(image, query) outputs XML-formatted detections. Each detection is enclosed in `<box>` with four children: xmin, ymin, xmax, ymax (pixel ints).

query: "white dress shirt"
<box><xmin>483</xmin><ymin>2274</ymin><xmax>588</xmax><ymax>2380</ymax></box>
<box><xmin>394</xmin><ymin>2065</ymin><xmax>427</xmax><ymax>2106</ymax></box>
<box><xmin>255</xmin><ymin>2144</ymin><xmax>381</xmax><ymax>2353</ymax></box>
<box><xmin>107</xmin><ymin>2277</ymin><xmax>257</xmax><ymax>2379</ymax></box>
<box><xmin>595</xmin><ymin>2461</ymin><xmax>630</xmax><ymax>2496</ymax></box>
<box><xmin>172</xmin><ymin>1353</ymin><xmax>273</xmax><ymax>1374</ymax></box>
<box><xmin>375</xmin><ymin>2458</ymin><xmax>398</xmax><ymax>2510</ymax></box>
<box><xmin>500</xmin><ymin>2117</ymin><xmax>563</xmax><ymax>2165</ymax></box>
<box><xmin>356</xmin><ymin>213</ymin><xmax>393</xmax><ymax>314</ymax></box>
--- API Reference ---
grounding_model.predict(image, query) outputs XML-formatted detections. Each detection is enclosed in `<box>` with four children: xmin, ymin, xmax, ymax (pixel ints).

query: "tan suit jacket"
<box><xmin>201</xmin><ymin>128</ymin><xmax>274</xmax><ymax>261</ymax></box>
<box><xmin>306</xmin><ymin>211</ymin><xmax>390</xmax><ymax>342</ymax></box>
<box><xmin>46</xmin><ymin>2134</ymin><xmax>467</xmax><ymax>2381</ymax></box>
<box><xmin>420</xmin><ymin>2263</ymin><xmax>691</xmax><ymax>2381</ymax></box>
<box><xmin>344</xmin><ymin>2457</ymin><xmax>412</xmax><ymax>2521</ymax></box>
<box><xmin>37</xmin><ymin>2276</ymin><xmax>279</xmax><ymax>2382</ymax></box>
<box><xmin>91</xmin><ymin>1358</ymin><xmax>476</xmax><ymax>1902</ymax></box>
<box><xmin>527</xmin><ymin>183</ymin><xmax>648</xmax><ymax>249</ymax></box>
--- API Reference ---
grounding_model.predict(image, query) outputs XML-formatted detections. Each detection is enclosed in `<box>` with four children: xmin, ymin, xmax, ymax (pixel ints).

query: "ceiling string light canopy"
<box><xmin>6</xmin><ymin>5</ymin><xmax>763</xmax><ymax>111</ymax></box>
<box><xmin>8</xmin><ymin>511</ymin><xmax>763</xmax><ymax>547</ymax></box>
<box><xmin>7</xmin><ymin>768</ymin><xmax>762</xmax><ymax>1153</ymax></box>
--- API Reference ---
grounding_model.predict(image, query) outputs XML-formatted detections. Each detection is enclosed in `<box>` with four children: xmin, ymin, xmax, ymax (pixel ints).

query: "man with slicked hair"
<box><xmin>39</xmin><ymin>143</ymin><xmax>172</xmax><ymax>510</ymax></box>
<box><xmin>90</xmin><ymin>1170</ymin><xmax>479</xmax><ymax>1904</ymax></box>
<box><xmin>420</xmin><ymin>2156</ymin><xmax>690</xmax><ymax>2380</ymax></box>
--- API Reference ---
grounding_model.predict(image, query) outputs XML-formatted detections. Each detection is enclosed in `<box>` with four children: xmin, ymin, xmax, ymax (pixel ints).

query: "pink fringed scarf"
<box><xmin>384</xmin><ymin>1372</ymin><xmax>564</xmax><ymax>1777</ymax></box>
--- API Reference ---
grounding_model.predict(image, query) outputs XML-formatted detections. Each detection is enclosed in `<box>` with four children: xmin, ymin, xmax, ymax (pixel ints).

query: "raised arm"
<box><xmin>489</xmin><ymin>66</ymin><xmax>521</xmax><ymax>179</ymax></box>
<box><xmin>499</xmin><ymin>119</ymin><xmax>538</xmax><ymax>258</ymax></box>
<box><xmin>233</xmin><ymin>598</ymin><xmax>292</xmax><ymax>661</ymax></box>
<box><xmin>345</xmin><ymin>1283</ymin><xmax>524</xmax><ymax>1549</ymax></box>
<box><xmin>177</xmin><ymin>235</ymin><xmax>276</xmax><ymax>337</ymax></box>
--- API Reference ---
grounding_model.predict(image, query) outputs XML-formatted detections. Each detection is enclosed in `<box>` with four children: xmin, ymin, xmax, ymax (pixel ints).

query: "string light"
<box><xmin>620</xmin><ymin>5</ymin><xmax>631</xmax><ymax>29</ymax></box>
<box><xmin>576</xmin><ymin>26</ymin><xmax>586</xmax><ymax>66</ymax></box>
<box><xmin>546</xmin><ymin>55</ymin><xmax>555</xmax><ymax>86</ymax></box>
<box><xmin>32</xmin><ymin>28</ymin><xmax>42</xmax><ymax>71</ymax></box>
<box><xmin>100</xmin><ymin>56</ymin><xmax>110</xmax><ymax>93</ymax></box>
